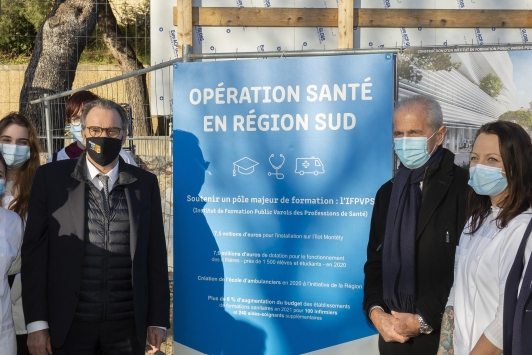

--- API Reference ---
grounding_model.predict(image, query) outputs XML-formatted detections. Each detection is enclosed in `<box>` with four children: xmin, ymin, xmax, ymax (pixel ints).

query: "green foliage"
<box><xmin>20</xmin><ymin>0</ymin><xmax>53</xmax><ymax>31</ymax></box>
<box><xmin>78</xmin><ymin>0</ymin><xmax>150</xmax><ymax>64</ymax></box>
<box><xmin>79</xmin><ymin>37</ymin><xmax>117</xmax><ymax>65</ymax></box>
<box><xmin>0</xmin><ymin>0</ymin><xmax>150</xmax><ymax>64</ymax></box>
<box><xmin>397</xmin><ymin>57</ymin><xmax>422</xmax><ymax>84</ymax></box>
<box><xmin>415</xmin><ymin>53</ymin><xmax>462</xmax><ymax>72</ymax></box>
<box><xmin>398</xmin><ymin>53</ymin><xmax>462</xmax><ymax>84</ymax></box>
<box><xmin>479</xmin><ymin>73</ymin><xmax>503</xmax><ymax>98</ymax></box>
<box><xmin>117</xmin><ymin>0</ymin><xmax>150</xmax><ymax>64</ymax></box>
<box><xmin>499</xmin><ymin>110</ymin><xmax>532</xmax><ymax>129</ymax></box>
<box><xmin>0</xmin><ymin>0</ymin><xmax>50</xmax><ymax>61</ymax></box>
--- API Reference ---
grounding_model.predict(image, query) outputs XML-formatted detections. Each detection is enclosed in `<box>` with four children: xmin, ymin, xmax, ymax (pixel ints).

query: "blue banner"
<box><xmin>173</xmin><ymin>54</ymin><xmax>394</xmax><ymax>355</ymax></box>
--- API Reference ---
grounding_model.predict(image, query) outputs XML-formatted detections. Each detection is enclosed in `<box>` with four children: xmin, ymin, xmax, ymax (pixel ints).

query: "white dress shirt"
<box><xmin>447</xmin><ymin>207</ymin><xmax>532</xmax><ymax>354</ymax></box>
<box><xmin>85</xmin><ymin>157</ymin><xmax>120</xmax><ymax>191</ymax></box>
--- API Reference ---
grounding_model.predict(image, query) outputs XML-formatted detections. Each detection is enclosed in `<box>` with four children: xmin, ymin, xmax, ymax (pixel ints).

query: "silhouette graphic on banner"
<box><xmin>174</xmin><ymin>130</ymin><xmax>266</xmax><ymax>355</ymax></box>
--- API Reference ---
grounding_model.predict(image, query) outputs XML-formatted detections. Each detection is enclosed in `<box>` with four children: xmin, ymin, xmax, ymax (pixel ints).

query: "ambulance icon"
<box><xmin>295</xmin><ymin>157</ymin><xmax>325</xmax><ymax>176</ymax></box>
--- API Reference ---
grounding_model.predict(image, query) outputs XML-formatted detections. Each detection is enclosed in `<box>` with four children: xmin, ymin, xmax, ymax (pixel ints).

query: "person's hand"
<box><xmin>370</xmin><ymin>308</ymin><xmax>410</xmax><ymax>343</ymax></box>
<box><xmin>147</xmin><ymin>327</ymin><xmax>167</xmax><ymax>354</ymax></box>
<box><xmin>27</xmin><ymin>329</ymin><xmax>52</xmax><ymax>355</ymax></box>
<box><xmin>391</xmin><ymin>311</ymin><xmax>422</xmax><ymax>338</ymax></box>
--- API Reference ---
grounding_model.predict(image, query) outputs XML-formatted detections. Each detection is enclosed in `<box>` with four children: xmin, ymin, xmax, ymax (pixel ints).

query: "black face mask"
<box><xmin>86</xmin><ymin>137</ymin><xmax>122</xmax><ymax>167</ymax></box>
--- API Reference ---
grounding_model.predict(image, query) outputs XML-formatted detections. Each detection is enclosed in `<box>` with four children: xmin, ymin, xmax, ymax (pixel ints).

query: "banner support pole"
<box><xmin>43</xmin><ymin>93</ymin><xmax>53</xmax><ymax>157</ymax></box>
<box><xmin>183</xmin><ymin>44</ymin><xmax>192</xmax><ymax>63</ymax></box>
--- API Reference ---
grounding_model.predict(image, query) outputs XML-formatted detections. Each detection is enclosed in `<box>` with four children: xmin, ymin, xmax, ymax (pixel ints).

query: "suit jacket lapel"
<box><xmin>504</xmin><ymin>240</ymin><xmax>525</xmax><ymax>354</ymax></box>
<box><xmin>67</xmin><ymin>180</ymin><xmax>86</xmax><ymax>244</ymax></box>
<box><xmin>125</xmin><ymin>185</ymin><xmax>141</xmax><ymax>261</ymax></box>
<box><xmin>416</xmin><ymin>173</ymin><xmax>453</xmax><ymax>239</ymax></box>
<box><xmin>503</xmin><ymin>219</ymin><xmax>532</xmax><ymax>354</ymax></box>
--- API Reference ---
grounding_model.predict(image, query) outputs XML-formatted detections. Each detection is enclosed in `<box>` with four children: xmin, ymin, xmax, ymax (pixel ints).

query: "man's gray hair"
<box><xmin>395</xmin><ymin>95</ymin><xmax>443</xmax><ymax>133</ymax></box>
<box><xmin>80</xmin><ymin>98</ymin><xmax>129</xmax><ymax>133</ymax></box>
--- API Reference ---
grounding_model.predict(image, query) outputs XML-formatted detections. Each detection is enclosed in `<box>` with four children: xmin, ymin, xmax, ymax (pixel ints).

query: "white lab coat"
<box><xmin>0</xmin><ymin>207</ymin><xmax>23</xmax><ymax>354</ymax></box>
<box><xmin>2</xmin><ymin>182</ymin><xmax>25</xmax><ymax>337</ymax></box>
<box><xmin>447</xmin><ymin>207</ymin><xmax>532</xmax><ymax>354</ymax></box>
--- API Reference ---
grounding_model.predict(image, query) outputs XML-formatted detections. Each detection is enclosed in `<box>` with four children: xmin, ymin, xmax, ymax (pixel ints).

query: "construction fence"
<box><xmin>0</xmin><ymin>0</ymin><xmax>178</xmax><ymax>271</ymax></box>
<box><xmin>28</xmin><ymin>61</ymin><xmax>176</xmax><ymax>354</ymax></box>
<box><xmin>29</xmin><ymin>63</ymin><xmax>176</xmax><ymax>275</ymax></box>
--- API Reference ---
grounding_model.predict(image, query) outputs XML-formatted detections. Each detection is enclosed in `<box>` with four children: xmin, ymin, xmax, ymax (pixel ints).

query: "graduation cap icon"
<box><xmin>233</xmin><ymin>157</ymin><xmax>259</xmax><ymax>176</ymax></box>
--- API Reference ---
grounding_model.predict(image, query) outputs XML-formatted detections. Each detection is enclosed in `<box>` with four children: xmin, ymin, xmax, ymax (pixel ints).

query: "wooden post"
<box><xmin>338</xmin><ymin>0</ymin><xmax>354</xmax><ymax>49</ymax></box>
<box><xmin>177</xmin><ymin>0</ymin><xmax>193</xmax><ymax>58</ymax></box>
<box><xmin>173</xmin><ymin>8</ymin><xmax>532</xmax><ymax>29</ymax></box>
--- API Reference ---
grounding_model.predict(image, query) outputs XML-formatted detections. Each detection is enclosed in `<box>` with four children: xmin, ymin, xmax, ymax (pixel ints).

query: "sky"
<box><xmin>508</xmin><ymin>50</ymin><xmax>532</xmax><ymax>109</ymax></box>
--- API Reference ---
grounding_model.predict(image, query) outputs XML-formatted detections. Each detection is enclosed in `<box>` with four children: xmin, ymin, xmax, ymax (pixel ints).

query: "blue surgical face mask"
<box><xmin>0</xmin><ymin>179</ymin><xmax>5</xmax><ymax>196</ymax></box>
<box><xmin>468</xmin><ymin>164</ymin><xmax>508</xmax><ymax>196</ymax></box>
<box><xmin>0</xmin><ymin>144</ymin><xmax>31</xmax><ymax>169</ymax></box>
<box><xmin>70</xmin><ymin>124</ymin><xmax>83</xmax><ymax>145</ymax></box>
<box><xmin>393</xmin><ymin>131</ymin><xmax>437</xmax><ymax>169</ymax></box>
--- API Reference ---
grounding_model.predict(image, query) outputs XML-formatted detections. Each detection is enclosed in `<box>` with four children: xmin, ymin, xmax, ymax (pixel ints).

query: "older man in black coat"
<box><xmin>363</xmin><ymin>95</ymin><xmax>469</xmax><ymax>355</ymax></box>
<box><xmin>21</xmin><ymin>99</ymin><xmax>170</xmax><ymax>355</ymax></box>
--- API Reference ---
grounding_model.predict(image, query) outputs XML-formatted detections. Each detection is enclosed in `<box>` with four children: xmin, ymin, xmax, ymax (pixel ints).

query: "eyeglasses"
<box><xmin>69</xmin><ymin>115</ymin><xmax>81</xmax><ymax>127</ymax></box>
<box><xmin>86</xmin><ymin>126</ymin><xmax>122</xmax><ymax>138</ymax></box>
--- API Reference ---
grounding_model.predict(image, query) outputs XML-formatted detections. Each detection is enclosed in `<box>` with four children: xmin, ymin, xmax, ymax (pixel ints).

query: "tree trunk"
<box><xmin>97</xmin><ymin>0</ymin><xmax>152</xmax><ymax>136</ymax></box>
<box><xmin>19</xmin><ymin>0</ymin><xmax>98</xmax><ymax>150</ymax></box>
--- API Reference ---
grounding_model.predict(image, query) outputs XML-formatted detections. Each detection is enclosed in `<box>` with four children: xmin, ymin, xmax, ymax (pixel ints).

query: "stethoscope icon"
<box><xmin>268</xmin><ymin>154</ymin><xmax>285</xmax><ymax>180</ymax></box>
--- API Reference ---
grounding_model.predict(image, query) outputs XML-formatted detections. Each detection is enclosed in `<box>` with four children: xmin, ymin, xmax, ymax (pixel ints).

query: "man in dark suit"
<box><xmin>363</xmin><ymin>95</ymin><xmax>469</xmax><ymax>355</ymax></box>
<box><xmin>21</xmin><ymin>99</ymin><xmax>170</xmax><ymax>355</ymax></box>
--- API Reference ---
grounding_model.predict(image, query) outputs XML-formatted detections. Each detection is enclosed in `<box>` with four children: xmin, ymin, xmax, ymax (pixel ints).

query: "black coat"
<box><xmin>21</xmin><ymin>155</ymin><xmax>170</xmax><ymax>348</ymax></box>
<box><xmin>363</xmin><ymin>149</ymin><xmax>469</xmax><ymax>355</ymax></box>
<box><xmin>503</xmin><ymin>219</ymin><xmax>532</xmax><ymax>355</ymax></box>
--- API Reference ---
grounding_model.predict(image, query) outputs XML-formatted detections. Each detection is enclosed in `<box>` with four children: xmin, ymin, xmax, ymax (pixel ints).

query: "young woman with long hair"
<box><xmin>0</xmin><ymin>112</ymin><xmax>40</xmax><ymax>219</ymax></box>
<box><xmin>437</xmin><ymin>121</ymin><xmax>532</xmax><ymax>355</ymax></box>
<box><xmin>0</xmin><ymin>112</ymin><xmax>41</xmax><ymax>355</ymax></box>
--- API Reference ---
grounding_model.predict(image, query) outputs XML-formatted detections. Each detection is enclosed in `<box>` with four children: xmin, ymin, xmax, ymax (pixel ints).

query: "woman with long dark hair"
<box><xmin>0</xmin><ymin>113</ymin><xmax>41</xmax><ymax>218</ymax></box>
<box><xmin>437</xmin><ymin>121</ymin><xmax>532</xmax><ymax>355</ymax></box>
<box><xmin>0</xmin><ymin>112</ymin><xmax>41</xmax><ymax>355</ymax></box>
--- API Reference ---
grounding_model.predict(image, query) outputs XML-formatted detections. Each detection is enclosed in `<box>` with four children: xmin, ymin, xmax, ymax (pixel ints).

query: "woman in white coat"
<box><xmin>0</xmin><ymin>152</ymin><xmax>23</xmax><ymax>354</ymax></box>
<box><xmin>437</xmin><ymin>121</ymin><xmax>532</xmax><ymax>355</ymax></box>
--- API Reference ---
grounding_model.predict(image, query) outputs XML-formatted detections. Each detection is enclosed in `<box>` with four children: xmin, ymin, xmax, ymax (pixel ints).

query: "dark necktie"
<box><xmin>97</xmin><ymin>174</ymin><xmax>110</xmax><ymax>220</ymax></box>
<box><xmin>512</xmin><ymin>245</ymin><xmax>532</xmax><ymax>355</ymax></box>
